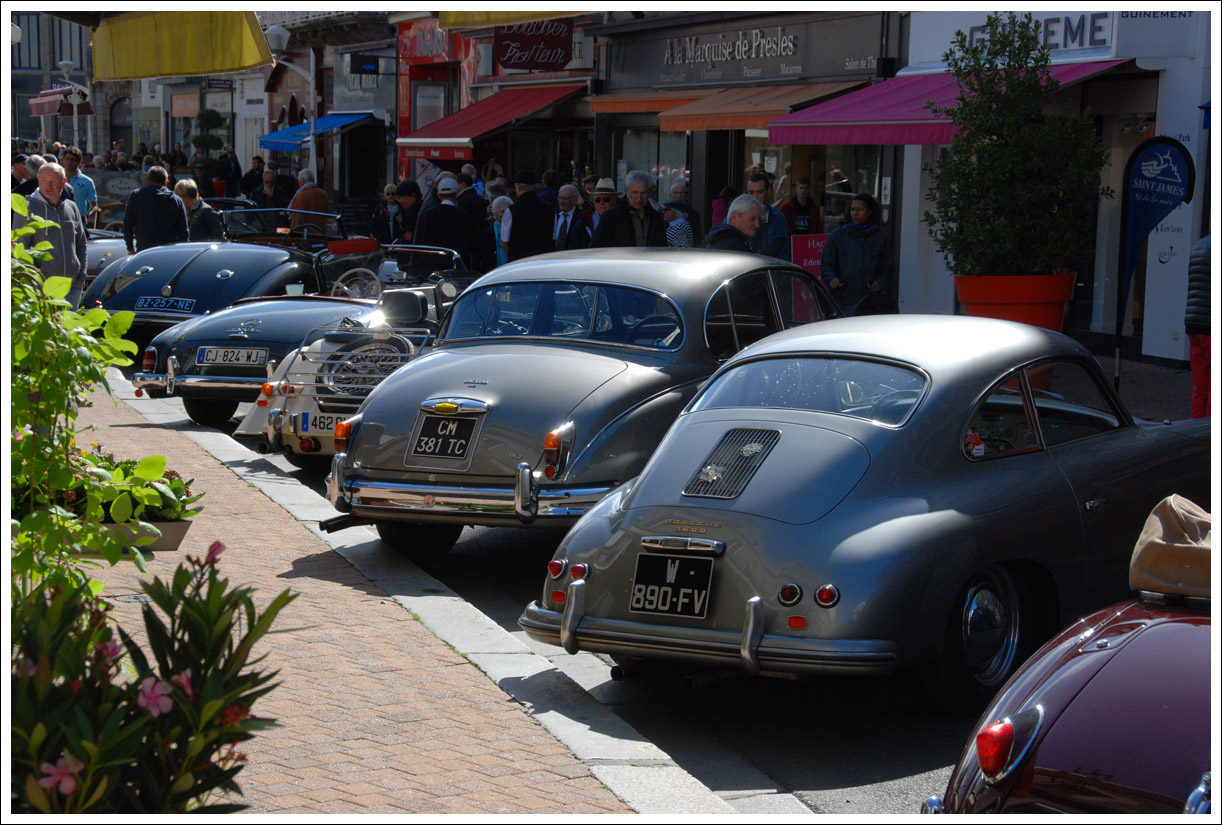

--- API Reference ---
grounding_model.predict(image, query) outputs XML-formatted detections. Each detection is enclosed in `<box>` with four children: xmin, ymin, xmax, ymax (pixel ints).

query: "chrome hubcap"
<box><xmin>960</xmin><ymin>570</ymin><xmax>1019</xmax><ymax>686</ymax></box>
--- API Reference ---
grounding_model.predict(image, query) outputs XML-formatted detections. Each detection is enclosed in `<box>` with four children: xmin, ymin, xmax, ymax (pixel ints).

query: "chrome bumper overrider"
<box><xmin>132</xmin><ymin>355</ymin><xmax>272</xmax><ymax>394</ymax></box>
<box><xmin>327</xmin><ymin>454</ymin><xmax>612</xmax><ymax>524</ymax></box>
<box><xmin>519</xmin><ymin>598</ymin><xmax>899</xmax><ymax>676</ymax></box>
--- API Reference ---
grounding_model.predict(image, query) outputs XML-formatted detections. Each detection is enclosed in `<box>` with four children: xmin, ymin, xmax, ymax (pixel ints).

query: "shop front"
<box><xmin>590</xmin><ymin>11</ymin><xmax>899</xmax><ymax>235</ymax></box>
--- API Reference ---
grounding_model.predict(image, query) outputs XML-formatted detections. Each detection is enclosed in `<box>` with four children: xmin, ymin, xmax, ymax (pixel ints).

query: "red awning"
<box><xmin>769</xmin><ymin>59</ymin><xmax>1128</xmax><ymax>146</ymax></box>
<box><xmin>397</xmin><ymin>84</ymin><xmax>586</xmax><ymax>160</ymax></box>
<box><xmin>29</xmin><ymin>87</ymin><xmax>94</xmax><ymax>117</ymax></box>
<box><xmin>657</xmin><ymin>81</ymin><xmax>863</xmax><ymax>133</ymax></box>
<box><xmin>590</xmin><ymin>89</ymin><xmax>718</xmax><ymax>115</ymax></box>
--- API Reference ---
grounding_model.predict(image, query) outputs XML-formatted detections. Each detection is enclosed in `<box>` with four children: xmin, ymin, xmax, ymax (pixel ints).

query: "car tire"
<box><xmin>375</xmin><ymin>521</ymin><xmax>462</xmax><ymax>560</ymax></box>
<box><xmin>321</xmin><ymin>335</ymin><xmax>414</xmax><ymax>396</ymax></box>
<box><xmin>922</xmin><ymin>565</ymin><xmax>1032</xmax><ymax>715</ymax></box>
<box><xmin>182</xmin><ymin>397</ymin><xmax>239</xmax><ymax>429</ymax></box>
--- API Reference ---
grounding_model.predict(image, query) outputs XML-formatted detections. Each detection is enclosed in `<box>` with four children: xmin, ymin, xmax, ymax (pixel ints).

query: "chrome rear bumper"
<box><xmin>133</xmin><ymin>355</ymin><xmax>272</xmax><ymax>395</ymax></box>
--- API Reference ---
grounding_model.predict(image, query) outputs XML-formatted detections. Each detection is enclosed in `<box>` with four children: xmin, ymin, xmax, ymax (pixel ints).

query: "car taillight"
<box><xmin>142</xmin><ymin>348</ymin><xmax>157</xmax><ymax>372</ymax></box>
<box><xmin>542</xmin><ymin>429</ymin><xmax>566</xmax><ymax>478</ymax></box>
<box><xmin>814</xmin><ymin>584</ymin><xmax>840</xmax><ymax>608</ymax></box>
<box><xmin>777</xmin><ymin>583</ymin><xmax>802</xmax><ymax>606</ymax></box>
<box><xmin>299</xmin><ymin>437</ymin><xmax>317</xmax><ymax>453</ymax></box>
<box><xmin>976</xmin><ymin>720</ymin><xmax>1015</xmax><ymax>777</ymax></box>
<box><xmin>261</xmin><ymin>382</ymin><xmax>275</xmax><ymax>397</ymax></box>
<box><xmin>569</xmin><ymin>563</ymin><xmax>588</xmax><ymax>580</ymax></box>
<box><xmin>334</xmin><ymin>418</ymin><xmax>355</xmax><ymax>452</ymax></box>
<box><xmin>547</xmin><ymin>559</ymin><xmax>567</xmax><ymax>578</ymax></box>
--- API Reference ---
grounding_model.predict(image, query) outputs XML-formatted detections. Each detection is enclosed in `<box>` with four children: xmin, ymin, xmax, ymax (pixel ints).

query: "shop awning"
<box><xmin>80</xmin><ymin>11</ymin><xmax>272</xmax><ymax>81</ymax></box>
<box><xmin>590</xmin><ymin>89</ymin><xmax>718</xmax><ymax>115</ymax></box>
<box><xmin>438</xmin><ymin>11</ymin><xmax>585</xmax><ymax>29</ymax></box>
<box><xmin>769</xmin><ymin>59</ymin><xmax>1129</xmax><ymax>146</ymax></box>
<box><xmin>397</xmin><ymin>84</ymin><xmax>585</xmax><ymax>159</ymax></box>
<box><xmin>657</xmin><ymin>81</ymin><xmax>863</xmax><ymax>132</ymax></box>
<box><xmin>259</xmin><ymin>113</ymin><xmax>375</xmax><ymax>151</ymax></box>
<box><xmin>29</xmin><ymin>87</ymin><xmax>94</xmax><ymax>117</ymax></box>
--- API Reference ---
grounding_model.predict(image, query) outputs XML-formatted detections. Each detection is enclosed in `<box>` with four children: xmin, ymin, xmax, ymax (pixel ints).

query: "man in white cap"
<box><xmin>584</xmin><ymin>177</ymin><xmax>617</xmax><ymax>233</ymax></box>
<box><xmin>415</xmin><ymin>174</ymin><xmax>478</xmax><ymax>266</ymax></box>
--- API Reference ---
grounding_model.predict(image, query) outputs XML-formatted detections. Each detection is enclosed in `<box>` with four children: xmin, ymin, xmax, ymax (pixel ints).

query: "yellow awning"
<box><xmin>92</xmin><ymin>11</ymin><xmax>273</xmax><ymax>81</ymax></box>
<box><xmin>438</xmin><ymin>11</ymin><xmax>583</xmax><ymax>29</ymax></box>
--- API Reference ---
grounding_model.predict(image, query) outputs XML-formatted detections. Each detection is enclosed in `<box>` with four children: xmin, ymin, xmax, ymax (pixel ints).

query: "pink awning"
<box><xmin>769</xmin><ymin>59</ymin><xmax>1128</xmax><ymax>146</ymax></box>
<box><xmin>29</xmin><ymin>87</ymin><xmax>94</xmax><ymax>117</ymax></box>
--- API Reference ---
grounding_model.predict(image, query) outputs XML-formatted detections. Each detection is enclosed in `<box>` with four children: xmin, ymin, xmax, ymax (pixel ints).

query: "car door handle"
<box><xmin>1084</xmin><ymin>498</ymin><xmax>1106</xmax><ymax>511</ymax></box>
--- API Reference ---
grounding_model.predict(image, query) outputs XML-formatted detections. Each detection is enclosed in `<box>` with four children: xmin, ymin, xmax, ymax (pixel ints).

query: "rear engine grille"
<box><xmin>682</xmin><ymin>428</ymin><xmax>780</xmax><ymax>499</ymax></box>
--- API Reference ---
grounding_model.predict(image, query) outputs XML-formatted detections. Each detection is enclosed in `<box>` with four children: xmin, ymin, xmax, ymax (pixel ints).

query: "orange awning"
<box><xmin>438</xmin><ymin>11</ymin><xmax>584</xmax><ymax>29</ymax></box>
<box><xmin>658</xmin><ymin>81</ymin><xmax>864</xmax><ymax>132</ymax></box>
<box><xmin>590</xmin><ymin>89</ymin><xmax>720</xmax><ymax>115</ymax></box>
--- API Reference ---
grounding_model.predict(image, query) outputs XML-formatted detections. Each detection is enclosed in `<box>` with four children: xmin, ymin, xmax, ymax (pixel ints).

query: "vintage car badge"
<box><xmin>228</xmin><ymin>319</ymin><xmax>262</xmax><ymax>337</ymax></box>
<box><xmin>740</xmin><ymin>442</ymin><xmax>764</xmax><ymax>458</ymax></box>
<box><xmin>698</xmin><ymin>464</ymin><xmax>723</xmax><ymax>483</ymax></box>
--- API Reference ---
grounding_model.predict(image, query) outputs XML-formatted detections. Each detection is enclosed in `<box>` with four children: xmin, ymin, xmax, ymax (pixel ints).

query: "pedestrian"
<box><xmin>13</xmin><ymin>162</ymin><xmax>88</xmax><ymax>307</ymax></box>
<box><xmin>415</xmin><ymin>176</ymin><xmax>479</xmax><ymax>265</ymax></box>
<box><xmin>779</xmin><ymin>177</ymin><xmax>823</xmax><ymax>236</ymax></box>
<box><xmin>501</xmin><ymin>170</ymin><xmax>556</xmax><ymax>262</ymax></box>
<box><xmin>745</xmin><ymin>172</ymin><xmax>790</xmax><ymax>261</ymax></box>
<box><xmin>538</xmin><ymin>169</ymin><xmax>560</xmax><ymax>210</ymax></box>
<box><xmin>414</xmin><ymin>171</ymin><xmax>458</xmax><ymax>238</ymax></box>
<box><xmin>61</xmin><ymin>146</ymin><xmax>98</xmax><ymax>223</ymax></box>
<box><xmin>221</xmin><ymin>150</ymin><xmax>243</xmax><ymax>197</ymax></box>
<box><xmin>370</xmin><ymin>183</ymin><xmax>400</xmax><ymax>244</ymax></box>
<box><xmin>662</xmin><ymin>201</ymin><xmax>694</xmax><ymax>248</ymax></box>
<box><xmin>581</xmin><ymin>174</ymin><xmax>600</xmax><ymax>213</ymax></box>
<box><xmin>12</xmin><ymin>152</ymin><xmax>30</xmax><ymax>190</ymax></box>
<box><xmin>461</xmin><ymin>162</ymin><xmax>486</xmax><ymax>198</ymax></box>
<box><xmin>455</xmin><ymin>173</ymin><xmax>490</xmax><ymax>232</ymax></box>
<box><xmin>553</xmin><ymin>184</ymin><xmax>591</xmax><ymax>251</ymax></box>
<box><xmin>170</xmin><ymin>142</ymin><xmax>188</xmax><ymax>169</ymax></box>
<box><xmin>668</xmin><ymin>177</ymin><xmax>702</xmax><ymax>236</ymax></box>
<box><xmin>114</xmin><ymin>151</ymin><xmax>137</xmax><ymax>172</ymax></box>
<box><xmin>173</xmin><ymin>178</ymin><xmax>225</xmax><ymax>242</ymax></box>
<box><xmin>590</xmin><ymin>170</ymin><xmax>667</xmax><ymax>248</ymax></box>
<box><xmin>710</xmin><ymin>186</ymin><xmax>736</xmax><ymax>227</ymax></box>
<box><xmin>491</xmin><ymin>196</ymin><xmax>513</xmax><ymax>268</ymax></box>
<box><xmin>704</xmin><ymin>194</ymin><xmax>763</xmax><ymax>253</ymax></box>
<box><xmin>392</xmin><ymin>179</ymin><xmax>422</xmax><ymax>244</ymax></box>
<box><xmin>1185</xmin><ymin>235</ymin><xmax>1210</xmax><ymax>419</ymax></box>
<box><xmin>14</xmin><ymin>154</ymin><xmax>45</xmax><ymax>196</ymax></box>
<box><xmin>820</xmin><ymin>192</ymin><xmax>893</xmax><ymax>315</ymax></box>
<box><xmin>123</xmin><ymin>166</ymin><xmax>188</xmax><ymax>253</ymax></box>
<box><xmin>585</xmin><ymin>178</ymin><xmax>618</xmax><ymax>234</ymax></box>
<box><xmin>241</xmin><ymin>155</ymin><xmax>265</xmax><ymax>196</ymax></box>
<box><xmin>251</xmin><ymin>170</ymin><xmax>291</xmax><ymax>215</ymax></box>
<box><xmin>191</xmin><ymin>161</ymin><xmax>215</xmax><ymax>199</ymax></box>
<box><xmin>288</xmin><ymin>169</ymin><xmax>331</xmax><ymax>229</ymax></box>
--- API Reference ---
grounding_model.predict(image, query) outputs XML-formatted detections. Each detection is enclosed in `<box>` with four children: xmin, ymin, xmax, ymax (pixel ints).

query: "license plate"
<box><xmin>410</xmin><ymin>415</ymin><xmax>477</xmax><ymax>459</ymax></box>
<box><xmin>135</xmin><ymin>295</ymin><xmax>196</xmax><ymax>313</ymax></box>
<box><xmin>301</xmin><ymin>412</ymin><xmax>343</xmax><ymax>434</ymax></box>
<box><xmin>630</xmin><ymin>554</ymin><xmax>714</xmax><ymax>618</ymax></box>
<box><xmin>196</xmin><ymin>347</ymin><xmax>269</xmax><ymax>366</ymax></box>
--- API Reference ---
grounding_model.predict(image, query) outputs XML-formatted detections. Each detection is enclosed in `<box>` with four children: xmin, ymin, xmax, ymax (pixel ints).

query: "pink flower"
<box><xmin>38</xmin><ymin>754</ymin><xmax>84</xmax><ymax>795</ymax></box>
<box><xmin>16</xmin><ymin>658</ymin><xmax>37</xmax><ymax>678</ymax></box>
<box><xmin>99</xmin><ymin>640</ymin><xmax>122</xmax><ymax>661</ymax></box>
<box><xmin>137</xmin><ymin>677</ymin><xmax>173</xmax><ymax>717</ymax></box>
<box><xmin>205</xmin><ymin>541</ymin><xmax>224</xmax><ymax>565</ymax></box>
<box><xmin>170</xmin><ymin>669</ymin><xmax>192</xmax><ymax>694</ymax></box>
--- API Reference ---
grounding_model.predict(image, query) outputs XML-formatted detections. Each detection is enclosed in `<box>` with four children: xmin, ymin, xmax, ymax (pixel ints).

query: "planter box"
<box><xmin>955</xmin><ymin>273</ymin><xmax>1075</xmax><ymax>332</ymax></box>
<box><xmin>102</xmin><ymin>520</ymin><xmax>193</xmax><ymax>552</ymax></box>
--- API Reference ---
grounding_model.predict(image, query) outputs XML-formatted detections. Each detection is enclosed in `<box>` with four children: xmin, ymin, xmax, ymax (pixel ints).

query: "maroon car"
<box><xmin>923</xmin><ymin>495</ymin><xmax>1211</xmax><ymax>814</ymax></box>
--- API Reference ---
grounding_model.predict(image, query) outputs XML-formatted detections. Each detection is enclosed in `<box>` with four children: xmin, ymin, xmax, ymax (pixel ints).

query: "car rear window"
<box><xmin>689</xmin><ymin>356</ymin><xmax>927</xmax><ymax>425</ymax></box>
<box><xmin>440</xmin><ymin>281</ymin><xmax>684</xmax><ymax>349</ymax></box>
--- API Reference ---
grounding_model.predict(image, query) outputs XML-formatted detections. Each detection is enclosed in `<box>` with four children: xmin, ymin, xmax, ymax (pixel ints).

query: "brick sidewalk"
<box><xmin>74</xmin><ymin>387</ymin><xmax>630</xmax><ymax>814</ymax></box>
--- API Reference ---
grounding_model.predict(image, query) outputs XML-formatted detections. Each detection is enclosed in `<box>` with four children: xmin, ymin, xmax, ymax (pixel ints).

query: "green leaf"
<box><xmin>170</xmin><ymin>771</ymin><xmax>195</xmax><ymax>795</ymax></box>
<box><xmin>30</xmin><ymin>722</ymin><xmax>47</xmax><ymax>751</ymax></box>
<box><xmin>12</xmin><ymin>192</ymin><xmax>29</xmax><ymax>216</ymax></box>
<box><xmin>43</xmin><ymin>276</ymin><xmax>73</xmax><ymax>300</ymax></box>
<box><xmin>134</xmin><ymin>455</ymin><xmax>166</xmax><ymax>483</ymax></box>
<box><xmin>110</xmin><ymin>491</ymin><xmax>133</xmax><ymax>524</ymax></box>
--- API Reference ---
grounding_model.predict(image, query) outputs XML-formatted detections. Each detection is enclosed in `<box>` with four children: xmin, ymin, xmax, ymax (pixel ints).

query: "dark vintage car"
<box><xmin>518</xmin><ymin>315</ymin><xmax>1210</xmax><ymax>709</ymax></box>
<box><xmin>923</xmin><ymin>495</ymin><xmax>1211</xmax><ymax>814</ymax></box>
<box><xmin>325</xmin><ymin>248</ymin><xmax>841</xmax><ymax>556</ymax></box>
<box><xmin>130</xmin><ymin>243</ymin><xmax>468</xmax><ymax>428</ymax></box>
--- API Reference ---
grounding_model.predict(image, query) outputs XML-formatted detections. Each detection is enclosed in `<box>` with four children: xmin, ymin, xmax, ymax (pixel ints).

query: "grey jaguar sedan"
<box><xmin>325</xmin><ymin>248</ymin><xmax>841</xmax><ymax>554</ymax></box>
<box><xmin>518</xmin><ymin>315</ymin><xmax>1210</xmax><ymax>710</ymax></box>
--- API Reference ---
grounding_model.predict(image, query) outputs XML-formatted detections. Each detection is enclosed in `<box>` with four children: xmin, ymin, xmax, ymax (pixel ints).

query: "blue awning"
<box><xmin>259</xmin><ymin>113</ymin><xmax>374</xmax><ymax>151</ymax></box>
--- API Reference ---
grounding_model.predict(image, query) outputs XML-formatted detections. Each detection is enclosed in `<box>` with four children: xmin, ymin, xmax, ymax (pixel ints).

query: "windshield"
<box><xmin>690</xmin><ymin>356</ymin><xmax>927</xmax><ymax>426</ymax></box>
<box><xmin>441</xmin><ymin>281</ymin><xmax>683</xmax><ymax>349</ymax></box>
<box><xmin>223</xmin><ymin>209</ymin><xmax>345</xmax><ymax>239</ymax></box>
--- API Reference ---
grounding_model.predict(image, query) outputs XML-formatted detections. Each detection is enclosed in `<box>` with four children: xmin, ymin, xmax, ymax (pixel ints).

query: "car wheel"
<box><xmin>923</xmin><ymin>565</ymin><xmax>1030</xmax><ymax>714</ymax></box>
<box><xmin>182</xmin><ymin>397</ymin><xmax>239</xmax><ymax>429</ymax></box>
<box><xmin>375</xmin><ymin>521</ymin><xmax>462</xmax><ymax>560</ymax></box>
<box><xmin>322</xmin><ymin>335</ymin><xmax>414</xmax><ymax>395</ymax></box>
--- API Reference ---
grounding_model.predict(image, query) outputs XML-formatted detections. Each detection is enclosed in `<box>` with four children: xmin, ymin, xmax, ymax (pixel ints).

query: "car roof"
<box><xmin>730</xmin><ymin>314</ymin><xmax>1093</xmax><ymax>376</ymax></box>
<box><xmin>473</xmin><ymin>248</ymin><xmax>801</xmax><ymax>305</ymax></box>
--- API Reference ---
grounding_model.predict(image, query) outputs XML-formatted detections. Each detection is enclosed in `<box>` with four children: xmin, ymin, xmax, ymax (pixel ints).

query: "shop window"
<box><xmin>614</xmin><ymin>128</ymin><xmax>688</xmax><ymax>197</ymax></box>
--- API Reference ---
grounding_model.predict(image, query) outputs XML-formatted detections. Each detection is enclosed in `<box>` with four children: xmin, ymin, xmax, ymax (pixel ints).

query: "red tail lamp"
<box><xmin>142</xmin><ymin>348</ymin><xmax>157</xmax><ymax>372</ymax></box>
<box><xmin>261</xmin><ymin>382</ymin><xmax>275</xmax><ymax>397</ymax></box>
<box><xmin>569</xmin><ymin>563</ymin><xmax>588</xmax><ymax>580</ymax></box>
<box><xmin>777</xmin><ymin>583</ymin><xmax>802</xmax><ymax>606</ymax></box>
<box><xmin>550</xmin><ymin>590</ymin><xmax>567</xmax><ymax>605</ymax></box>
<box><xmin>814</xmin><ymin>584</ymin><xmax>840</xmax><ymax>608</ymax></box>
<box><xmin>547</xmin><ymin>559</ymin><xmax>567</xmax><ymax>578</ymax></box>
<box><xmin>543</xmin><ymin>429</ymin><xmax>566</xmax><ymax>478</ymax></box>
<box><xmin>333</xmin><ymin>418</ymin><xmax>355</xmax><ymax>452</ymax></box>
<box><xmin>976</xmin><ymin>720</ymin><xmax>1015</xmax><ymax>777</ymax></box>
<box><xmin>299</xmin><ymin>437</ymin><xmax>318</xmax><ymax>453</ymax></box>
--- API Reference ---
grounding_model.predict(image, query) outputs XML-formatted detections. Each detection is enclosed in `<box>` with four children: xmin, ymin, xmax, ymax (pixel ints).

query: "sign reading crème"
<box><xmin>494</xmin><ymin>20</ymin><xmax>573</xmax><ymax>71</ymax></box>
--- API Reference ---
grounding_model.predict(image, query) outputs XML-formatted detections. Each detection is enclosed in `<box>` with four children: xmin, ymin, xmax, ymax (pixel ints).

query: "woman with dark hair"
<box><xmin>820</xmin><ymin>192</ymin><xmax>893</xmax><ymax>315</ymax></box>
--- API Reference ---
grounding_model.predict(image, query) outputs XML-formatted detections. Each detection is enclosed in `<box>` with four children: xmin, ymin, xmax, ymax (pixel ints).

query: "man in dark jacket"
<box><xmin>703</xmin><ymin>195</ymin><xmax>762</xmax><ymax>253</ymax></box>
<box><xmin>590</xmin><ymin>169</ymin><xmax>667</xmax><ymax>248</ymax></box>
<box><xmin>502</xmin><ymin>170</ymin><xmax>555</xmax><ymax>261</ymax></box>
<box><xmin>123</xmin><ymin>166</ymin><xmax>189</xmax><ymax>253</ymax></box>
<box><xmin>415</xmin><ymin>176</ymin><xmax>479</xmax><ymax>265</ymax></box>
<box><xmin>240</xmin><ymin>156</ymin><xmax>265</xmax><ymax>196</ymax></box>
<box><xmin>174</xmin><ymin>178</ymin><xmax>225</xmax><ymax>242</ymax></box>
<box><xmin>455</xmin><ymin>173</ymin><xmax>490</xmax><ymax>231</ymax></box>
<box><xmin>554</xmin><ymin>185</ymin><xmax>591</xmax><ymax>251</ymax></box>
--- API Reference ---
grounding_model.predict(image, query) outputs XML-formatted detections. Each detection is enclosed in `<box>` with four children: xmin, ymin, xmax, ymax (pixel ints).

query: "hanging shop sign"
<box><xmin>494</xmin><ymin>19</ymin><xmax>573</xmax><ymax>71</ymax></box>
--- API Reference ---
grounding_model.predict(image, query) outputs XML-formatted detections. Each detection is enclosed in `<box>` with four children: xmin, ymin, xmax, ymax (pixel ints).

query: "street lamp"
<box><xmin>56</xmin><ymin>58</ymin><xmax>89</xmax><ymax>149</ymax></box>
<box><xmin>263</xmin><ymin>24</ymin><xmax>316</xmax><ymax>180</ymax></box>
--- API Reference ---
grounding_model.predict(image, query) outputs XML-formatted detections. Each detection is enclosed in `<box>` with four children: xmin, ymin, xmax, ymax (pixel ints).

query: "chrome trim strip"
<box><xmin>327</xmin><ymin>452</ymin><xmax>350</xmax><ymax>510</ymax></box>
<box><xmin>560</xmin><ymin>578</ymin><xmax>585</xmax><ymax>655</ymax></box>
<box><xmin>132</xmin><ymin>372</ymin><xmax>168</xmax><ymax>390</ymax></box>
<box><xmin>346</xmin><ymin>478</ymin><xmax>614</xmax><ymax>520</ymax></box>
<box><xmin>420</xmin><ymin>397</ymin><xmax>489</xmax><ymax>414</ymax></box>
<box><xmin>741</xmin><ymin>596</ymin><xmax>763</xmax><ymax>675</ymax></box>
<box><xmin>515</xmin><ymin>462</ymin><xmax>537</xmax><ymax>521</ymax></box>
<box><xmin>641</xmin><ymin>536</ymin><xmax>726</xmax><ymax>556</ymax></box>
<box><xmin>166</xmin><ymin>356</ymin><xmax>179</xmax><ymax>393</ymax></box>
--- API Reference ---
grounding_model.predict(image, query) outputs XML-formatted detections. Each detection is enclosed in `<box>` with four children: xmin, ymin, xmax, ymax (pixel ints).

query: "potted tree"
<box><xmin>190</xmin><ymin>108</ymin><xmax>229</xmax><ymax>197</ymax></box>
<box><xmin>923</xmin><ymin>12</ymin><xmax>1112</xmax><ymax>330</ymax></box>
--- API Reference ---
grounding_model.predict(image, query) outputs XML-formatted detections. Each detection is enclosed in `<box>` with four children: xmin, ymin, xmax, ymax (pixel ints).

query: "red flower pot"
<box><xmin>954</xmin><ymin>273</ymin><xmax>1076</xmax><ymax>332</ymax></box>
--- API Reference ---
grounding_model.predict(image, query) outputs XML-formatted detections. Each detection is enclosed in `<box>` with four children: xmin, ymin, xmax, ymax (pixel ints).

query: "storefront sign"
<box><xmin>171</xmin><ymin>93</ymin><xmax>199</xmax><ymax>118</ymax></box>
<box><xmin>909</xmin><ymin>11</ymin><xmax>1115</xmax><ymax>69</ymax></box>
<box><xmin>1117</xmin><ymin>136</ymin><xmax>1195</xmax><ymax>340</ymax></box>
<box><xmin>792</xmin><ymin>234</ymin><xmax>830</xmax><ymax>280</ymax></box>
<box><xmin>494</xmin><ymin>19</ymin><xmax>573</xmax><ymax>71</ymax></box>
<box><xmin>1114</xmin><ymin>11</ymin><xmax>1201</xmax><ymax>58</ymax></box>
<box><xmin>399</xmin><ymin>18</ymin><xmax>451</xmax><ymax>64</ymax></box>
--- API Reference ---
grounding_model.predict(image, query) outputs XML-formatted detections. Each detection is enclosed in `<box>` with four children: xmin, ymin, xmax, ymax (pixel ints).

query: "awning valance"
<box><xmin>657</xmin><ymin>81</ymin><xmax>863</xmax><ymax>133</ymax></box>
<box><xmin>30</xmin><ymin>87</ymin><xmax>94</xmax><ymax>117</ymax></box>
<box><xmin>259</xmin><ymin>113</ymin><xmax>375</xmax><ymax>151</ymax></box>
<box><xmin>438</xmin><ymin>11</ymin><xmax>584</xmax><ymax>29</ymax></box>
<box><xmin>89</xmin><ymin>11</ymin><xmax>272</xmax><ymax>81</ymax></box>
<box><xmin>769</xmin><ymin>59</ymin><xmax>1129</xmax><ymax>146</ymax></box>
<box><xmin>590</xmin><ymin>89</ymin><xmax>718</xmax><ymax>115</ymax></box>
<box><xmin>397</xmin><ymin>84</ymin><xmax>585</xmax><ymax>160</ymax></box>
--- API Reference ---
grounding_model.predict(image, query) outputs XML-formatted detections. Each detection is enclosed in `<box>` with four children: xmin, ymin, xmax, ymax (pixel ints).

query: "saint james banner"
<box><xmin>494</xmin><ymin>19</ymin><xmax>573</xmax><ymax>71</ymax></box>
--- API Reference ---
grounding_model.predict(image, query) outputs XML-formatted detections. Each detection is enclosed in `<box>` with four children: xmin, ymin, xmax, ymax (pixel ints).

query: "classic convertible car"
<box><xmin>325</xmin><ymin>248</ymin><xmax>841</xmax><ymax>555</ymax></box>
<box><xmin>923</xmin><ymin>495</ymin><xmax>1211</xmax><ymax>814</ymax></box>
<box><xmin>131</xmin><ymin>243</ymin><xmax>466</xmax><ymax>428</ymax></box>
<box><xmin>518</xmin><ymin>315</ymin><xmax>1210</xmax><ymax>709</ymax></box>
